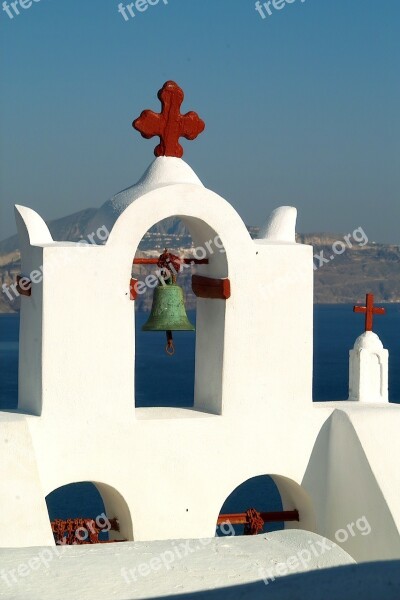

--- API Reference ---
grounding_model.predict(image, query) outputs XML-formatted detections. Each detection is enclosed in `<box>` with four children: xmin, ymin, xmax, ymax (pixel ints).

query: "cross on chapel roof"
<box><xmin>132</xmin><ymin>81</ymin><xmax>205</xmax><ymax>158</ymax></box>
<box><xmin>353</xmin><ymin>293</ymin><xmax>385</xmax><ymax>332</ymax></box>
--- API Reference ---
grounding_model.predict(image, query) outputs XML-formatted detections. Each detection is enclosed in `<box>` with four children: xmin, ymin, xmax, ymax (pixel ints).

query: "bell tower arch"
<box><xmin>106</xmin><ymin>181</ymin><xmax>252</xmax><ymax>416</ymax></box>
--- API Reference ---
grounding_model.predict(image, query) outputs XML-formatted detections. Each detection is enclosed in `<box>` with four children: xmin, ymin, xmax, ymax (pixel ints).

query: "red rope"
<box><xmin>157</xmin><ymin>249</ymin><xmax>182</xmax><ymax>280</ymax></box>
<box><xmin>51</xmin><ymin>518</ymin><xmax>121</xmax><ymax>545</ymax></box>
<box><xmin>244</xmin><ymin>509</ymin><xmax>265</xmax><ymax>535</ymax></box>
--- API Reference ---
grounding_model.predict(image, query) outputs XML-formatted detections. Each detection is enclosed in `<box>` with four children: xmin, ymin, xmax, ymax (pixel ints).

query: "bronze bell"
<box><xmin>142</xmin><ymin>276</ymin><xmax>195</xmax><ymax>355</ymax></box>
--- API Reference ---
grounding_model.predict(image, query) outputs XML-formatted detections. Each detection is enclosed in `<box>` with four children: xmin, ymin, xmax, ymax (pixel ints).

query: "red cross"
<box><xmin>353</xmin><ymin>293</ymin><xmax>385</xmax><ymax>332</ymax></box>
<box><xmin>132</xmin><ymin>81</ymin><xmax>205</xmax><ymax>158</ymax></box>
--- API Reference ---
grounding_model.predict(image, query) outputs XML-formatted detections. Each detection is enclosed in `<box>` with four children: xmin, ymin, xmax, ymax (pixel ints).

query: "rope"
<box><xmin>51</xmin><ymin>517</ymin><xmax>120</xmax><ymax>545</ymax></box>
<box><xmin>244</xmin><ymin>509</ymin><xmax>265</xmax><ymax>535</ymax></box>
<box><xmin>157</xmin><ymin>249</ymin><xmax>182</xmax><ymax>283</ymax></box>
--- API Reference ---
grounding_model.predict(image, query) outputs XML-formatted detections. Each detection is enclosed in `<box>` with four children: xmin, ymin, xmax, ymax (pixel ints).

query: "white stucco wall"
<box><xmin>303</xmin><ymin>404</ymin><xmax>400</xmax><ymax>561</ymax></box>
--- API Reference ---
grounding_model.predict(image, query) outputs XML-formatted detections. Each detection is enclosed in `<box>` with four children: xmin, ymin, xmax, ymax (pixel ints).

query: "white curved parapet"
<box><xmin>14</xmin><ymin>205</ymin><xmax>53</xmax><ymax>249</ymax></box>
<box><xmin>349</xmin><ymin>331</ymin><xmax>389</xmax><ymax>403</ymax></box>
<box><xmin>257</xmin><ymin>206</ymin><xmax>297</xmax><ymax>243</ymax></box>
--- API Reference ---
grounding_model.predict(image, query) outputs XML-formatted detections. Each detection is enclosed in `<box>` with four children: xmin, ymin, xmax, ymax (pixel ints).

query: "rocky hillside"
<box><xmin>297</xmin><ymin>234</ymin><xmax>400</xmax><ymax>303</ymax></box>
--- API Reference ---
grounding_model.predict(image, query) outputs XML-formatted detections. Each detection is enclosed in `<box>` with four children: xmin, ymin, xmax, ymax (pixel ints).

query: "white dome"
<box><xmin>353</xmin><ymin>331</ymin><xmax>384</xmax><ymax>352</ymax></box>
<box><xmin>257</xmin><ymin>206</ymin><xmax>297</xmax><ymax>244</ymax></box>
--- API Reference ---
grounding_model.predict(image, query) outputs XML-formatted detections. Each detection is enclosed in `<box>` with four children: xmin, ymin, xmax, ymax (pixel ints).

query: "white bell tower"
<box><xmin>349</xmin><ymin>294</ymin><xmax>388</xmax><ymax>403</ymax></box>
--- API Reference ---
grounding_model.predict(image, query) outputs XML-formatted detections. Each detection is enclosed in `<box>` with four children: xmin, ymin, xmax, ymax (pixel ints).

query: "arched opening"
<box><xmin>217</xmin><ymin>475</ymin><xmax>315</xmax><ymax>537</ymax></box>
<box><xmin>45</xmin><ymin>482</ymin><xmax>133</xmax><ymax>544</ymax></box>
<box><xmin>132</xmin><ymin>215</ymin><xmax>228</xmax><ymax>413</ymax></box>
<box><xmin>133</xmin><ymin>217</ymin><xmax>196</xmax><ymax>408</ymax></box>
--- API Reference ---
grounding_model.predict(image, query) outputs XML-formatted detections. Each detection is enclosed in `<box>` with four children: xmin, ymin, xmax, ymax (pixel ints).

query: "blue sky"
<box><xmin>0</xmin><ymin>0</ymin><xmax>399</xmax><ymax>243</ymax></box>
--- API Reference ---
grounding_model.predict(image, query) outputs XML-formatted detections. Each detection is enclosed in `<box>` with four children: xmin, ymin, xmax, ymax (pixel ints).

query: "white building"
<box><xmin>1</xmin><ymin>82</ymin><xmax>399</xmax><ymax>568</ymax></box>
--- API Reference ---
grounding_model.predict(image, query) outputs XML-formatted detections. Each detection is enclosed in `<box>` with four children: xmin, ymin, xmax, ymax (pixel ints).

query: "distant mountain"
<box><xmin>0</xmin><ymin>208</ymin><xmax>98</xmax><ymax>255</ymax></box>
<box><xmin>0</xmin><ymin>208</ymin><xmax>192</xmax><ymax>254</ymax></box>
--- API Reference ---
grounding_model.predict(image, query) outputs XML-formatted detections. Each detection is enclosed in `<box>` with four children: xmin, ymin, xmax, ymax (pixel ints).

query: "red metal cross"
<box><xmin>132</xmin><ymin>81</ymin><xmax>205</xmax><ymax>158</ymax></box>
<box><xmin>353</xmin><ymin>293</ymin><xmax>385</xmax><ymax>332</ymax></box>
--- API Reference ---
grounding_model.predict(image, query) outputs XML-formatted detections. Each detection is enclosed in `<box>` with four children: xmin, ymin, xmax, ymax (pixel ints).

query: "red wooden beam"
<box><xmin>192</xmin><ymin>275</ymin><xmax>231</xmax><ymax>300</ymax></box>
<box><xmin>260</xmin><ymin>510</ymin><xmax>299</xmax><ymax>523</ymax></box>
<box><xmin>217</xmin><ymin>510</ymin><xmax>299</xmax><ymax>526</ymax></box>
<box><xmin>133</xmin><ymin>258</ymin><xmax>208</xmax><ymax>265</ymax></box>
<box><xmin>217</xmin><ymin>513</ymin><xmax>247</xmax><ymax>525</ymax></box>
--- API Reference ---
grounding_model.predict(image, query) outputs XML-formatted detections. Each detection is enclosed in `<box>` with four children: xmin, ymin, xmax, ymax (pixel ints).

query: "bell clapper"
<box><xmin>165</xmin><ymin>330</ymin><xmax>175</xmax><ymax>356</ymax></box>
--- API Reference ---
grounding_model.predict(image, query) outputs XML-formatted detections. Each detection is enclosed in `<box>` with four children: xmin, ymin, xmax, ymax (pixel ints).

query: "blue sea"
<box><xmin>1</xmin><ymin>306</ymin><xmax>399</xmax><ymax>535</ymax></box>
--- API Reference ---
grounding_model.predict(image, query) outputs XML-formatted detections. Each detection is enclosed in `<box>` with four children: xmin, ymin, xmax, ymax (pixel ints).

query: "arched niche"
<box><xmin>45</xmin><ymin>481</ymin><xmax>133</xmax><ymax>544</ymax></box>
<box><xmin>134</xmin><ymin>217</ymin><xmax>196</xmax><ymax>408</ymax></box>
<box><xmin>107</xmin><ymin>184</ymin><xmax>251</xmax><ymax>416</ymax></box>
<box><xmin>216</xmin><ymin>474</ymin><xmax>316</xmax><ymax>536</ymax></box>
<box><xmin>217</xmin><ymin>475</ymin><xmax>282</xmax><ymax>536</ymax></box>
